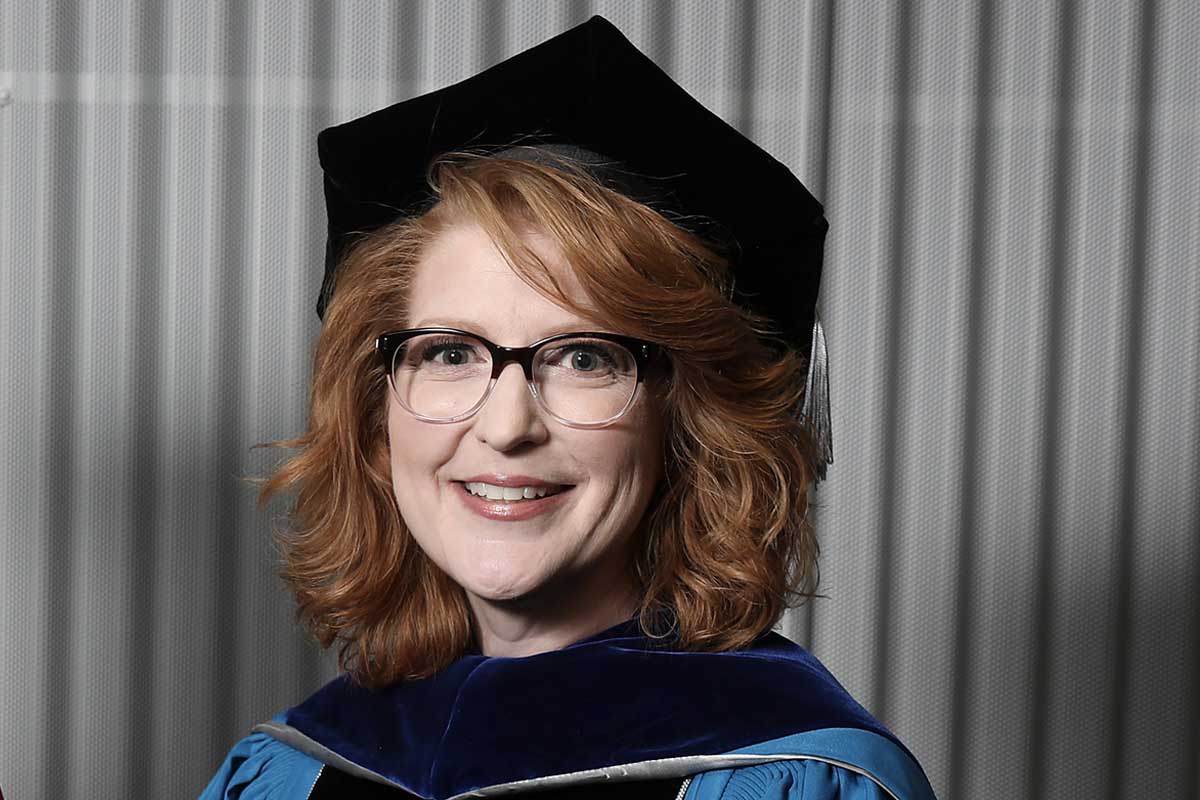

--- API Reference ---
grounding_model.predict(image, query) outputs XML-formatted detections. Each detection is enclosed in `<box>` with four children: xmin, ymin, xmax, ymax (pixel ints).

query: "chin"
<box><xmin>457</xmin><ymin>564</ymin><xmax>548</xmax><ymax>604</ymax></box>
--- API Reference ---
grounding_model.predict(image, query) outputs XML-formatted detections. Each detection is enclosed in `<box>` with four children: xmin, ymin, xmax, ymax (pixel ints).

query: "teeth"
<box><xmin>464</xmin><ymin>481</ymin><xmax>565</xmax><ymax>501</ymax></box>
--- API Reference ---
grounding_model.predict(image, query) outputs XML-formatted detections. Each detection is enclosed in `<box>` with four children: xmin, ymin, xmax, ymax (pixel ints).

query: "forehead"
<box><xmin>407</xmin><ymin>222</ymin><xmax>598</xmax><ymax>342</ymax></box>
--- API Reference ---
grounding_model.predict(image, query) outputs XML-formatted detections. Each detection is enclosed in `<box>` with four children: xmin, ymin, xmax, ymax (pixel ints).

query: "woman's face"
<box><xmin>387</xmin><ymin>221</ymin><xmax>666</xmax><ymax>618</ymax></box>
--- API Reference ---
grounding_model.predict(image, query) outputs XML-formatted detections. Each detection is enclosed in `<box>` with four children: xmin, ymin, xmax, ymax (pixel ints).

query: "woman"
<box><xmin>201</xmin><ymin>16</ymin><xmax>937</xmax><ymax>800</ymax></box>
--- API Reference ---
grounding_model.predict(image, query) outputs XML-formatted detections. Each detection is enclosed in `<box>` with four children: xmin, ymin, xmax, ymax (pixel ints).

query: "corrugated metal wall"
<box><xmin>1</xmin><ymin>2</ymin><xmax>1196</xmax><ymax>798</ymax></box>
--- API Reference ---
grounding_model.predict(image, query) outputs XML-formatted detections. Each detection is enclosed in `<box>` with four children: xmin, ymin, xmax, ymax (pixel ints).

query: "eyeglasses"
<box><xmin>376</xmin><ymin>327</ymin><xmax>662</xmax><ymax>428</ymax></box>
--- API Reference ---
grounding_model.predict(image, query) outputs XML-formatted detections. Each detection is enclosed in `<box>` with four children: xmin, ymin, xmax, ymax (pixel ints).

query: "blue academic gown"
<box><xmin>200</xmin><ymin>619</ymin><xmax>937</xmax><ymax>799</ymax></box>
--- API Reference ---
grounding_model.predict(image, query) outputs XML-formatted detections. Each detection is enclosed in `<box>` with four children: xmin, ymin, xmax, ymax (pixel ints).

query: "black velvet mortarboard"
<box><xmin>315</xmin><ymin>15</ymin><xmax>833</xmax><ymax>479</ymax></box>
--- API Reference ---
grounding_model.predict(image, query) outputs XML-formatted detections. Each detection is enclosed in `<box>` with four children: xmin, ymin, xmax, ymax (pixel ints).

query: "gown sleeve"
<box><xmin>198</xmin><ymin>715</ymin><xmax>323</xmax><ymax>800</ymax></box>
<box><xmin>686</xmin><ymin>760</ymin><xmax>896</xmax><ymax>800</ymax></box>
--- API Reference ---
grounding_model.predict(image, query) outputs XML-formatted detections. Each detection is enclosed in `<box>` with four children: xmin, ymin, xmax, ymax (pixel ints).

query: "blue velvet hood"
<box><xmin>255</xmin><ymin>617</ymin><xmax>925</xmax><ymax>799</ymax></box>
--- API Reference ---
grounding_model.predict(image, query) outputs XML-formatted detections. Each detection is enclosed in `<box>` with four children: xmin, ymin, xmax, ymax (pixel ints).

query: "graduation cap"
<box><xmin>315</xmin><ymin>15</ymin><xmax>832</xmax><ymax>481</ymax></box>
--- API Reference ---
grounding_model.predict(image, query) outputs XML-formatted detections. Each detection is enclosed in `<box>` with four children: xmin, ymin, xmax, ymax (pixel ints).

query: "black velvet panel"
<box><xmin>282</xmin><ymin>618</ymin><xmax>908</xmax><ymax>799</ymax></box>
<box><xmin>309</xmin><ymin>765</ymin><xmax>423</xmax><ymax>799</ymax></box>
<box><xmin>309</xmin><ymin>764</ymin><xmax>685</xmax><ymax>800</ymax></box>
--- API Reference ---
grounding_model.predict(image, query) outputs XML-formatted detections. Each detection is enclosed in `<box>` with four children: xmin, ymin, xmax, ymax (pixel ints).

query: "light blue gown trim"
<box><xmin>684</xmin><ymin>727</ymin><xmax>937</xmax><ymax>800</ymax></box>
<box><xmin>198</xmin><ymin>713</ymin><xmax>323</xmax><ymax>800</ymax></box>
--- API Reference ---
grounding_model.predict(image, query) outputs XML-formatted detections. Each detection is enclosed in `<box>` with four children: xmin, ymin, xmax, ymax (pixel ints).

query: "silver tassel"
<box><xmin>799</xmin><ymin>316</ymin><xmax>833</xmax><ymax>483</ymax></box>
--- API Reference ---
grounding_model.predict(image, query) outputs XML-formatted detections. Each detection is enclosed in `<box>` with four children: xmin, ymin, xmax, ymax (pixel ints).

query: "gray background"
<box><xmin>2</xmin><ymin>1</ymin><xmax>1197</xmax><ymax>798</ymax></box>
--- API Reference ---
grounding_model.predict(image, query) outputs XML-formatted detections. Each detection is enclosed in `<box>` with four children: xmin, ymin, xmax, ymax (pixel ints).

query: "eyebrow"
<box><xmin>409</xmin><ymin>318</ymin><xmax>610</xmax><ymax>339</ymax></box>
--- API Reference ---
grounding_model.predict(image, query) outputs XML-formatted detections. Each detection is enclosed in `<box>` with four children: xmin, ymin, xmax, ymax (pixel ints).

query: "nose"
<box><xmin>472</xmin><ymin>361</ymin><xmax>549</xmax><ymax>450</ymax></box>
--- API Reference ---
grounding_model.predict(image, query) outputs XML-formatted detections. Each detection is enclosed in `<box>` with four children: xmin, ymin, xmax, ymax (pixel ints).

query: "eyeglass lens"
<box><xmin>390</xmin><ymin>332</ymin><xmax>639</xmax><ymax>424</ymax></box>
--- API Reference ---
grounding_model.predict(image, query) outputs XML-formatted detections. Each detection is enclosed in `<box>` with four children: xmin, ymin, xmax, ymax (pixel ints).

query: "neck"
<box><xmin>467</xmin><ymin>558</ymin><xmax>640</xmax><ymax>658</ymax></box>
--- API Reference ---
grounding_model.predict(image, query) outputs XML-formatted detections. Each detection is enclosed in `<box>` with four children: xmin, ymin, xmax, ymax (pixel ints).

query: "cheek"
<box><xmin>386</xmin><ymin>406</ymin><xmax>459</xmax><ymax>560</ymax></box>
<box><xmin>577</xmin><ymin>417</ymin><xmax>665</xmax><ymax>502</ymax></box>
<box><xmin>625</xmin><ymin>399</ymin><xmax>667</xmax><ymax>480</ymax></box>
<box><xmin>386</xmin><ymin>407</ymin><xmax>410</xmax><ymax>476</ymax></box>
<box><xmin>386</xmin><ymin>404</ymin><xmax>406</xmax><ymax>459</ymax></box>
<box><xmin>387</xmin><ymin>404</ymin><xmax>452</xmax><ymax>485</ymax></box>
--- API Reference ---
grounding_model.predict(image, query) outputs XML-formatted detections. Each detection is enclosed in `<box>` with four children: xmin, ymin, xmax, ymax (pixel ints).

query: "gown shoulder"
<box><xmin>198</xmin><ymin>714</ymin><xmax>323</xmax><ymax>800</ymax></box>
<box><xmin>687</xmin><ymin>760</ymin><xmax>893</xmax><ymax>800</ymax></box>
<box><xmin>683</xmin><ymin>728</ymin><xmax>937</xmax><ymax>800</ymax></box>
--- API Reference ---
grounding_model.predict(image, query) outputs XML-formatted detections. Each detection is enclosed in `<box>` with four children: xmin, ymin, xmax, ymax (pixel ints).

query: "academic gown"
<box><xmin>199</xmin><ymin>618</ymin><xmax>937</xmax><ymax>799</ymax></box>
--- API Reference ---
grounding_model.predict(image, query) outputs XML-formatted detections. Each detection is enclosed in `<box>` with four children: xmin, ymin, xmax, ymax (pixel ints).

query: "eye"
<box><xmin>541</xmin><ymin>339</ymin><xmax>631</xmax><ymax>375</ymax></box>
<box><xmin>400</xmin><ymin>335</ymin><xmax>486</xmax><ymax>369</ymax></box>
<box><xmin>561</xmin><ymin>345</ymin><xmax>613</xmax><ymax>372</ymax></box>
<box><xmin>424</xmin><ymin>342</ymin><xmax>474</xmax><ymax>365</ymax></box>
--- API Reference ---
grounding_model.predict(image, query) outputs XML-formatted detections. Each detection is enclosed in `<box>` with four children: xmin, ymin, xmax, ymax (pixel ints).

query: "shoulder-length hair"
<box><xmin>256</xmin><ymin>152</ymin><xmax>824</xmax><ymax>689</ymax></box>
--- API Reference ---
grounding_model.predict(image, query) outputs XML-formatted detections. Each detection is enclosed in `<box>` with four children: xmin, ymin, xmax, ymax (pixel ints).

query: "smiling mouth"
<box><xmin>456</xmin><ymin>481</ymin><xmax>576</xmax><ymax>502</ymax></box>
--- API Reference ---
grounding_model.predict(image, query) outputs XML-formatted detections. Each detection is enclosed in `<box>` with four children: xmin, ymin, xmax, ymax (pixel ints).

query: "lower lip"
<box><xmin>454</xmin><ymin>482</ymin><xmax>575</xmax><ymax>521</ymax></box>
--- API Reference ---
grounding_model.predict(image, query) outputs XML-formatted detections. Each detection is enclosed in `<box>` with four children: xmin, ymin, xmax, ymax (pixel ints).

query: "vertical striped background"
<box><xmin>1</xmin><ymin>2</ymin><xmax>1197</xmax><ymax>798</ymax></box>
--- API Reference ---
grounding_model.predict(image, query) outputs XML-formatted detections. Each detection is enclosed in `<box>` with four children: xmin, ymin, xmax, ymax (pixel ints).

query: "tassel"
<box><xmin>799</xmin><ymin>316</ymin><xmax>834</xmax><ymax>483</ymax></box>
